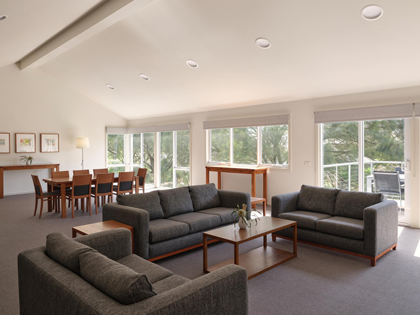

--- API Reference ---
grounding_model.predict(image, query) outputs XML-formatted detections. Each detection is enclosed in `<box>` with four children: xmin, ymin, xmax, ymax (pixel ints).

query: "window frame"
<box><xmin>206</xmin><ymin>124</ymin><xmax>291</xmax><ymax>169</ymax></box>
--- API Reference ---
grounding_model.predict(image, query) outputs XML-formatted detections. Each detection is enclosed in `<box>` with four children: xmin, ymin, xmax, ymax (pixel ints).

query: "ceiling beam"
<box><xmin>19</xmin><ymin>0</ymin><xmax>153</xmax><ymax>70</ymax></box>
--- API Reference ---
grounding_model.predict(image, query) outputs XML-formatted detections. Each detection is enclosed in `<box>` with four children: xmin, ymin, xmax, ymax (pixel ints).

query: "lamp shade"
<box><xmin>76</xmin><ymin>137</ymin><xmax>90</xmax><ymax>149</ymax></box>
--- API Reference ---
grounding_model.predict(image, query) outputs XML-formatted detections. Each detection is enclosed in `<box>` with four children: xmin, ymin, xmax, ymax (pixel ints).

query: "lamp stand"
<box><xmin>81</xmin><ymin>148</ymin><xmax>84</xmax><ymax>170</ymax></box>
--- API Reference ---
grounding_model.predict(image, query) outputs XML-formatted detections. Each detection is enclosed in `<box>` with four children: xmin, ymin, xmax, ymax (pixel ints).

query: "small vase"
<box><xmin>238</xmin><ymin>219</ymin><xmax>248</xmax><ymax>230</ymax></box>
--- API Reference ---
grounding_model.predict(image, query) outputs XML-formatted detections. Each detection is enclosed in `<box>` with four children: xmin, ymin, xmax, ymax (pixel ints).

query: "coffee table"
<box><xmin>72</xmin><ymin>220</ymin><xmax>134</xmax><ymax>253</ymax></box>
<box><xmin>203</xmin><ymin>217</ymin><xmax>297</xmax><ymax>280</ymax></box>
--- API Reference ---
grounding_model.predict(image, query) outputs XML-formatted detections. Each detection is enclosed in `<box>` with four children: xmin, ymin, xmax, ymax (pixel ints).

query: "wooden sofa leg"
<box><xmin>272</xmin><ymin>234</ymin><xmax>276</xmax><ymax>242</ymax></box>
<box><xmin>393</xmin><ymin>244</ymin><xmax>397</xmax><ymax>250</ymax></box>
<box><xmin>370</xmin><ymin>258</ymin><xmax>376</xmax><ymax>267</ymax></box>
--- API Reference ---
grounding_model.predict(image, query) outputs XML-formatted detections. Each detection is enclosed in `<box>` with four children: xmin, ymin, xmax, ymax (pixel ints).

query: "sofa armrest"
<box><xmin>363</xmin><ymin>200</ymin><xmax>398</xmax><ymax>257</ymax></box>
<box><xmin>141</xmin><ymin>265</ymin><xmax>248</xmax><ymax>315</ymax></box>
<box><xmin>103</xmin><ymin>203</ymin><xmax>150</xmax><ymax>259</ymax></box>
<box><xmin>75</xmin><ymin>229</ymin><xmax>131</xmax><ymax>261</ymax></box>
<box><xmin>271</xmin><ymin>191</ymin><xmax>299</xmax><ymax>218</ymax></box>
<box><xmin>218</xmin><ymin>190</ymin><xmax>251</xmax><ymax>211</ymax></box>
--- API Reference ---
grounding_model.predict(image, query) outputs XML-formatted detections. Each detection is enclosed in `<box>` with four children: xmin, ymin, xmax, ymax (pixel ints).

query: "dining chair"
<box><xmin>51</xmin><ymin>170</ymin><xmax>72</xmax><ymax>209</ymax></box>
<box><xmin>373</xmin><ymin>171</ymin><xmax>403</xmax><ymax>207</ymax></box>
<box><xmin>93</xmin><ymin>168</ymin><xmax>109</xmax><ymax>176</ymax></box>
<box><xmin>31</xmin><ymin>175</ymin><xmax>61</xmax><ymax>219</ymax></box>
<box><xmin>91</xmin><ymin>173</ymin><xmax>114</xmax><ymax>214</ymax></box>
<box><xmin>67</xmin><ymin>174</ymin><xmax>92</xmax><ymax>218</ymax></box>
<box><xmin>113</xmin><ymin>171</ymin><xmax>135</xmax><ymax>195</ymax></box>
<box><xmin>134</xmin><ymin>168</ymin><xmax>147</xmax><ymax>193</ymax></box>
<box><xmin>73</xmin><ymin>170</ymin><xmax>90</xmax><ymax>175</ymax></box>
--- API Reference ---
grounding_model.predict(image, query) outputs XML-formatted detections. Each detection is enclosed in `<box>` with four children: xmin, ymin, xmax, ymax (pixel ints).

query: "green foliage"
<box><xmin>262</xmin><ymin>125</ymin><xmax>288</xmax><ymax>165</ymax></box>
<box><xmin>210</xmin><ymin>129</ymin><xmax>230</xmax><ymax>162</ymax></box>
<box><xmin>323</xmin><ymin>119</ymin><xmax>404</xmax><ymax>191</ymax></box>
<box><xmin>233</xmin><ymin>127</ymin><xmax>257</xmax><ymax>164</ymax></box>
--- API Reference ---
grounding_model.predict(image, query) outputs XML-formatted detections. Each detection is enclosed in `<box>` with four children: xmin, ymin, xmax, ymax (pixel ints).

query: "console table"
<box><xmin>205</xmin><ymin>165</ymin><xmax>268</xmax><ymax>200</ymax></box>
<box><xmin>0</xmin><ymin>164</ymin><xmax>60</xmax><ymax>198</ymax></box>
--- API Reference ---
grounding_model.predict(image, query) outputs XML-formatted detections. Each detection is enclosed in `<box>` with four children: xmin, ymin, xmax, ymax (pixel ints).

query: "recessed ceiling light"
<box><xmin>0</xmin><ymin>15</ymin><xmax>8</xmax><ymax>21</ymax></box>
<box><xmin>255</xmin><ymin>38</ymin><xmax>271</xmax><ymax>49</ymax></box>
<box><xmin>139</xmin><ymin>74</ymin><xmax>150</xmax><ymax>81</ymax></box>
<box><xmin>361</xmin><ymin>5</ymin><xmax>383</xmax><ymax>21</ymax></box>
<box><xmin>105</xmin><ymin>84</ymin><xmax>115</xmax><ymax>90</ymax></box>
<box><xmin>186</xmin><ymin>60</ymin><xmax>198</xmax><ymax>68</ymax></box>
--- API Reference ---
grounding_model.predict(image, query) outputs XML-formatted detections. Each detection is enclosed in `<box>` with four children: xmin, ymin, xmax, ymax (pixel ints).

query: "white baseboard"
<box><xmin>3</xmin><ymin>190</ymin><xmax>34</xmax><ymax>197</ymax></box>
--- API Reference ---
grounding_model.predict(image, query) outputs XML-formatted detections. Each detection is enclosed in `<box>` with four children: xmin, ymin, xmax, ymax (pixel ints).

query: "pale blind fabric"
<box><xmin>153</xmin><ymin>123</ymin><xmax>190</xmax><ymax>132</ymax></box>
<box><xmin>127</xmin><ymin>126</ymin><xmax>154</xmax><ymax>134</ymax></box>
<box><xmin>314</xmin><ymin>104</ymin><xmax>414</xmax><ymax>124</ymax></box>
<box><xmin>106</xmin><ymin>127</ymin><xmax>128</xmax><ymax>134</ymax></box>
<box><xmin>203</xmin><ymin>114</ymin><xmax>289</xmax><ymax>129</ymax></box>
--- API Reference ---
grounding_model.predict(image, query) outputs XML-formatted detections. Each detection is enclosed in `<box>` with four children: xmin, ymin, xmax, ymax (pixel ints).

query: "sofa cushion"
<box><xmin>188</xmin><ymin>183</ymin><xmax>221</xmax><ymax>211</ymax></box>
<box><xmin>79</xmin><ymin>250</ymin><xmax>156</xmax><ymax>305</ymax></box>
<box><xmin>153</xmin><ymin>275</ymin><xmax>191</xmax><ymax>294</ymax></box>
<box><xmin>198</xmin><ymin>207</ymin><xmax>236</xmax><ymax>225</ymax></box>
<box><xmin>278</xmin><ymin>211</ymin><xmax>331</xmax><ymax>230</ymax></box>
<box><xmin>316</xmin><ymin>216</ymin><xmax>364</xmax><ymax>240</ymax></box>
<box><xmin>334</xmin><ymin>190</ymin><xmax>384</xmax><ymax>220</ymax></box>
<box><xmin>117</xmin><ymin>191</ymin><xmax>164</xmax><ymax>220</ymax></box>
<box><xmin>158</xmin><ymin>187</ymin><xmax>194</xmax><ymax>218</ymax></box>
<box><xmin>117</xmin><ymin>254</ymin><xmax>173</xmax><ymax>283</ymax></box>
<box><xmin>149</xmin><ymin>219</ymin><xmax>190</xmax><ymax>243</ymax></box>
<box><xmin>46</xmin><ymin>232</ymin><xmax>93</xmax><ymax>275</ymax></box>
<box><xmin>297</xmin><ymin>185</ymin><xmax>339</xmax><ymax>215</ymax></box>
<box><xmin>166</xmin><ymin>212</ymin><xmax>222</xmax><ymax>233</ymax></box>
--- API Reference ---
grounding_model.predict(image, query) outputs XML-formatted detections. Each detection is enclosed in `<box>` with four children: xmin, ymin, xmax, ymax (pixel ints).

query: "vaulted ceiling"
<box><xmin>3</xmin><ymin>0</ymin><xmax>420</xmax><ymax>119</ymax></box>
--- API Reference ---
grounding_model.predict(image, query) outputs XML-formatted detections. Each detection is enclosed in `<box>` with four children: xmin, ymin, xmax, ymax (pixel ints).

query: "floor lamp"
<box><xmin>76</xmin><ymin>137</ymin><xmax>90</xmax><ymax>170</ymax></box>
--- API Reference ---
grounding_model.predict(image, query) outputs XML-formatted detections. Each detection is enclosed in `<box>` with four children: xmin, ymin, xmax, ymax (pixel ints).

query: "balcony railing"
<box><xmin>322</xmin><ymin>161</ymin><xmax>403</xmax><ymax>191</ymax></box>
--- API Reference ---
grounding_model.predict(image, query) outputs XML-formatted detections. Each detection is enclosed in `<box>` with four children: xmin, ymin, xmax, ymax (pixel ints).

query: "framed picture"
<box><xmin>0</xmin><ymin>133</ymin><xmax>10</xmax><ymax>154</ymax></box>
<box><xmin>15</xmin><ymin>133</ymin><xmax>36</xmax><ymax>153</ymax></box>
<box><xmin>40</xmin><ymin>133</ymin><xmax>59</xmax><ymax>153</ymax></box>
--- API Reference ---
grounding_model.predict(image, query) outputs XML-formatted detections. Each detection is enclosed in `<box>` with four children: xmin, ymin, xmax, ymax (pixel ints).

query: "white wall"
<box><xmin>0</xmin><ymin>64</ymin><xmax>127</xmax><ymax>195</ymax></box>
<box><xmin>129</xmin><ymin>86</ymin><xmax>420</xmax><ymax>228</ymax></box>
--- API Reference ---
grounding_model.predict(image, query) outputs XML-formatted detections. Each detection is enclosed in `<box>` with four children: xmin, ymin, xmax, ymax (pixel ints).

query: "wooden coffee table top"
<box><xmin>203</xmin><ymin>217</ymin><xmax>296</xmax><ymax>245</ymax></box>
<box><xmin>72</xmin><ymin>220</ymin><xmax>133</xmax><ymax>235</ymax></box>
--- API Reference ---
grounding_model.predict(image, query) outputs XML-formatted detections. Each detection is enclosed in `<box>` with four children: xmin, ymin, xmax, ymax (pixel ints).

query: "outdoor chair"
<box><xmin>373</xmin><ymin>171</ymin><xmax>403</xmax><ymax>208</ymax></box>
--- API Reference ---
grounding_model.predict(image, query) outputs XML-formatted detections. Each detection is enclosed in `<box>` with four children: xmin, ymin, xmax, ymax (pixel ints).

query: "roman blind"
<box><xmin>203</xmin><ymin>114</ymin><xmax>289</xmax><ymax>129</ymax></box>
<box><xmin>127</xmin><ymin>126</ymin><xmax>154</xmax><ymax>134</ymax></box>
<box><xmin>314</xmin><ymin>103</ymin><xmax>414</xmax><ymax>124</ymax></box>
<box><xmin>106</xmin><ymin>127</ymin><xmax>128</xmax><ymax>134</ymax></box>
<box><xmin>153</xmin><ymin>123</ymin><xmax>190</xmax><ymax>132</ymax></box>
<box><xmin>414</xmin><ymin>103</ymin><xmax>420</xmax><ymax>117</ymax></box>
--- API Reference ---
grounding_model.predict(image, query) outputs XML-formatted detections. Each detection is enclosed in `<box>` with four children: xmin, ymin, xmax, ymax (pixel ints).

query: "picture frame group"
<box><xmin>0</xmin><ymin>132</ymin><xmax>59</xmax><ymax>154</ymax></box>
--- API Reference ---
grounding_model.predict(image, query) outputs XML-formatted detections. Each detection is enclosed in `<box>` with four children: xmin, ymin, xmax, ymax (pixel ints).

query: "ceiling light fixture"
<box><xmin>0</xmin><ymin>15</ymin><xmax>8</xmax><ymax>21</ymax></box>
<box><xmin>186</xmin><ymin>60</ymin><xmax>198</xmax><ymax>68</ymax></box>
<box><xmin>139</xmin><ymin>74</ymin><xmax>150</xmax><ymax>81</ymax></box>
<box><xmin>105</xmin><ymin>84</ymin><xmax>115</xmax><ymax>90</ymax></box>
<box><xmin>255</xmin><ymin>38</ymin><xmax>271</xmax><ymax>49</ymax></box>
<box><xmin>361</xmin><ymin>5</ymin><xmax>383</xmax><ymax>20</ymax></box>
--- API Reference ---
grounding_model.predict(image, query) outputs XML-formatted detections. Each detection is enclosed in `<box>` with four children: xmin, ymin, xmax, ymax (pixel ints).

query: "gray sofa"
<box><xmin>103</xmin><ymin>183</ymin><xmax>251</xmax><ymax>260</ymax></box>
<box><xmin>18</xmin><ymin>229</ymin><xmax>248</xmax><ymax>315</ymax></box>
<box><xmin>271</xmin><ymin>185</ymin><xmax>398</xmax><ymax>266</ymax></box>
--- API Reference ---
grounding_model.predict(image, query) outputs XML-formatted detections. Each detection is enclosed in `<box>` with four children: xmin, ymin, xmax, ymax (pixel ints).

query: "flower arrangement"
<box><xmin>20</xmin><ymin>155</ymin><xmax>34</xmax><ymax>165</ymax></box>
<box><xmin>231</xmin><ymin>204</ymin><xmax>261</xmax><ymax>229</ymax></box>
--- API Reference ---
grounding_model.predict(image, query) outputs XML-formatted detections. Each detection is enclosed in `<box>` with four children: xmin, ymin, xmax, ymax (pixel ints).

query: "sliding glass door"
<box><xmin>321</xmin><ymin>118</ymin><xmax>409</xmax><ymax>224</ymax></box>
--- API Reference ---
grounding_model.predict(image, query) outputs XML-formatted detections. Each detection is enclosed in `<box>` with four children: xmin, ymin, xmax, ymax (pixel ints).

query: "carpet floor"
<box><xmin>1</xmin><ymin>193</ymin><xmax>420</xmax><ymax>314</ymax></box>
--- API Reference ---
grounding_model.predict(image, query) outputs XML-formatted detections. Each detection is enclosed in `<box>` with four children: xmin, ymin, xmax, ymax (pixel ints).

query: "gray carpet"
<box><xmin>1</xmin><ymin>193</ymin><xmax>420</xmax><ymax>314</ymax></box>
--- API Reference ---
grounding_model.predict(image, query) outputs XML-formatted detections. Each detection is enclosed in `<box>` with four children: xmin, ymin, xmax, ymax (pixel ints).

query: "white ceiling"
<box><xmin>7</xmin><ymin>0</ymin><xmax>420</xmax><ymax>119</ymax></box>
<box><xmin>0</xmin><ymin>0</ymin><xmax>104</xmax><ymax>67</ymax></box>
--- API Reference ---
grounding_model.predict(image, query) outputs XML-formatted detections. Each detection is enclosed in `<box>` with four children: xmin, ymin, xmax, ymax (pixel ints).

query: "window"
<box><xmin>160</xmin><ymin>130</ymin><xmax>190</xmax><ymax>188</ymax></box>
<box><xmin>106</xmin><ymin>124</ymin><xmax>190</xmax><ymax>190</ymax></box>
<box><xmin>107</xmin><ymin>134</ymin><xmax>126</xmax><ymax>174</ymax></box>
<box><xmin>208</xmin><ymin>125</ymin><xmax>289</xmax><ymax>167</ymax></box>
<box><xmin>321</xmin><ymin>119</ymin><xmax>405</xmax><ymax>192</ymax></box>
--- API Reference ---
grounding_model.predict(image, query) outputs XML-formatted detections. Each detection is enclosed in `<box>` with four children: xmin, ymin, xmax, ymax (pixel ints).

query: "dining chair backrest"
<box><xmin>136</xmin><ymin>168</ymin><xmax>147</xmax><ymax>186</ymax></box>
<box><xmin>72</xmin><ymin>174</ymin><xmax>92</xmax><ymax>197</ymax></box>
<box><xmin>373</xmin><ymin>171</ymin><xmax>401</xmax><ymax>194</ymax></box>
<box><xmin>52</xmin><ymin>170</ymin><xmax>70</xmax><ymax>179</ymax></box>
<box><xmin>93</xmin><ymin>168</ymin><xmax>109</xmax><ymax>176</ymax></box>
<box><xmin>31</xmin><ymin>175</ymin><xmax>43</xmax><ymax>197</ymax></box>
<box><xmin>95</xmin><ymin>173</ymin><xmax>114</xmax><ymax>194</ymax></box>
<box><xmin>73</xmin><ymin>170</ymin><xmax>90</xmax><ymax>175</ymax></box>
<box><xmin>117</xmin><ymin>171</ymin><xmax>135</xmax><ymax>193</ymax></box>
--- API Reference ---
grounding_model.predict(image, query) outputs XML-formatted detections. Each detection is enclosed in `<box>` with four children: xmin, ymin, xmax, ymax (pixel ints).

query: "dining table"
<box><xmin>43</xmin><ymin>175</ymin><xmax>139</xmax><ymax>218</ymax></box>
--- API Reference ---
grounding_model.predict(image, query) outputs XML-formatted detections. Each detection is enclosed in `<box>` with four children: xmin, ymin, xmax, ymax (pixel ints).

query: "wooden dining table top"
<box><xmin>43</xmin><ymin>175</ymin><xmax>138</xmax><ymax>184</ymax></box>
